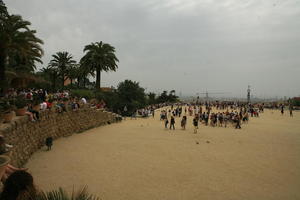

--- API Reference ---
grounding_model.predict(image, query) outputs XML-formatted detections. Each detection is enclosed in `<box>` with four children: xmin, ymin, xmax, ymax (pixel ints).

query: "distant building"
<box><xmin>100</xmin><ymin>87</ymin><xmax>115</xmax><ymax>92</ymax></box>
<box><xmin>291</xmin><ymin>97</ymin><xmax>300</xmax><ymax>107</ymax></box>
<box><xmin>293</xmin><ymin>97</ymin><xmax>300</xmax><ymax>101</ymax></box>
<box><xmin>64</xmin><ymin>77</ymin><xmax>72</xmax><ymax>86</ymax></box>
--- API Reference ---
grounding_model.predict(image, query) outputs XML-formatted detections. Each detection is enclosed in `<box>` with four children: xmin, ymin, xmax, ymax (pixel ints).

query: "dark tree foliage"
<box><xmin>117</xmin><ymin>80</ymin><xmax>146</xmax><ymax>116</ymax></box>
<box><xmin>0</xmin><ymin>2</ymin><xmax>43</xmax><ymax>91</ymax></box>
<box><xmin>48</xmin><ymin>51</ymin><xmax>76</xmax><ymax>87</ymax></box>
<box><xmin>147</xmin><ymin>92</ymin><xmax>156</xmax><ymax>105</ymax></box>
<box><xmin>156</xmin><ymin>90</ymin><xmax>179</xmax><ymax>103</ymax></box>
<box><xmin>80</xmin><ymin>41</ymin><xmax>119</xmax><ymax>89</ymax></box>
<box><xmin>291</xmin><ymin>98</ymin><xmax>300</xmax><ymax>107</ymax></box>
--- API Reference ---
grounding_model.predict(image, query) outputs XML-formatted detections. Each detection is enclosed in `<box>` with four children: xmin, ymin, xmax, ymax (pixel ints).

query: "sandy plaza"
<box><xmin>26</xmin><ymin>108</ymin><xmax>300</xmax><ymax>200</ymax></box>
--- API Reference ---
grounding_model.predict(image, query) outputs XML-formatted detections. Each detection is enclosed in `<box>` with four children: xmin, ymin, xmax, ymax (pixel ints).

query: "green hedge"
<box><xmin>70</xmin><ymin>89</ymin><xmax>95</xmax><ymax>99</ymax></box>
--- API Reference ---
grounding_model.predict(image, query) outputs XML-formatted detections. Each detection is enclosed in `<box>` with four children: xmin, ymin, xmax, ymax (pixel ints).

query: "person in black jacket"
<box><xmin>170</xmin><ymin>116</ymin><xmax>175</xmax><ymax>130</ymax></box>
<box><xmin>45</xmin><ymin>137</ymin><xmax>53</xmax><ymax>151</ymax></box>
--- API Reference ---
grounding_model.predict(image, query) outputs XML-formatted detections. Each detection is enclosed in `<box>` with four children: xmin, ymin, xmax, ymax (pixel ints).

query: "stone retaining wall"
<box><xmin>0</xmin><ymin>108</ymin><xmax>120</xmax><ymax>167</ymax></box>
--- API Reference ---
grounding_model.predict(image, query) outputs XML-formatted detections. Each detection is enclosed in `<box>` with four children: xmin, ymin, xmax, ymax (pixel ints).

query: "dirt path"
<box><xmin>26</xmin><ymin>108</ymin><xmax>300</xmax><ymax>200</ymax></box>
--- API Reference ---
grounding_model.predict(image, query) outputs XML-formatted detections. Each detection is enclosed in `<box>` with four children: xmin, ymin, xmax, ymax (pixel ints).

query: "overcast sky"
<box><xmin>5</xmin><ymin>0</ymin><xmax>300</xmax><ymax>98</ymax></box>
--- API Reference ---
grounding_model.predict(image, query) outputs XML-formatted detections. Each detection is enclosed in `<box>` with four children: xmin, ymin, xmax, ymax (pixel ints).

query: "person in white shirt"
<box><xmin>40</xmin><ymin>102</ymin><xmax>48</xmax><ymax>111</ymax></box>
<box><xmin>81</xmin><ymin>97</ymin><xmax>87</xmax><ymax>104</ymax></box>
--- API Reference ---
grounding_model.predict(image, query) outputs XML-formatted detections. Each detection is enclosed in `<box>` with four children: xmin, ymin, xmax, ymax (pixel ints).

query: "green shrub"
<box><xmin>0</xmin><ymin>98</ymin><xmax>14</xmax><ymax>113</ymax></box>
<box><xmin>14</xmin><ymin>96</ymin><xmax>28</xmax><ymax>109</ymax></box>
<box><xmin>32</xmin><ymin>93</ymin><xmax>43</xmax><ymax>105</ymax></box>
<box><xmin>70</xmin><ymin>89</ymin><xmax>95</xmax><ymax>99</ymax></box>
<box><xmin>292</xmin><ymin>99</ymin><xmax>300</xmax><ymax>106</ymax></box>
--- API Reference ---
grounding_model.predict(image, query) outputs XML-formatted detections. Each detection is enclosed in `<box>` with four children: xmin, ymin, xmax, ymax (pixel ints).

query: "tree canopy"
<box><xmin>117</xmin><ymin>80</ymin><xmax>146</xmax><ymax>115</ymax></box>
<box><xmin>0</xmin><ymin>3</ymin><xmax>43</xmax><ymax>90</ymax></box>
<box><xmin>48</xmin><ymin>51</ymin><xmax>76</xmax><ymax>87</ymax></box>
<box><xmin>80</xmin><ymin>41</ymin><xmax>119</xmax><ymax>89</ymax></box>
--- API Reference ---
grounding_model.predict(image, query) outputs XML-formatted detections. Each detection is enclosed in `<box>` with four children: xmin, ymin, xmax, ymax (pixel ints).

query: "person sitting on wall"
<box><xmin>56</xmin><ymin>100</ymin><xmax>66</xmax><ymax>113</ymax></box>
<box><xmin>40</xmin><ymin>101</ymin><xmax>48</xmax><ymax>111</ymax></box>
<box><xmin>46</xmin><ymin>99</ymin><xmax>53</xmax><ymax>109</ymax></box>
<box><xmin>71</xmin><ymin>98</ymin><xmax>80</xmax><ymax>111</ymax></box>
<box><xmin>81</xmin><ymin>97</ymin><xmax>87</xmax><ymax>104</ymax></box>
<box><xmin>27</xmin><ymin>103</ymin><xmax>40</xmax><ymax>121</ymax></box>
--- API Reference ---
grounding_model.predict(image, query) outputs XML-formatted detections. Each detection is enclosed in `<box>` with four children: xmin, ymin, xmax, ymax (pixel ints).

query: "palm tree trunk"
<box><xmin>52</xmin><ymin>75</ymin><xmax>56</xmax><ymax>91</ymax></box>
<box><xmin>77</xmin><ymin>77</ymin><xmax>80</xmax><ymax>87</ymax></box>
<box><xmin>96</xmin><ymin>69</ymin><xmax>101</xmax><ymax>89</ymax></box>
<box><xmin>62</xmin><ymin>73</ymin><xmax>65</xmax><ymax>87</ymax></box>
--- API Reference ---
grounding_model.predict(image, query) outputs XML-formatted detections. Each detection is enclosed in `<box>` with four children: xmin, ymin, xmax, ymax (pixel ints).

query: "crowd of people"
<box><xmin>1</xmin><ymin>88</ymin><xmax>107</xmax><ymax>123</ymax></box>
<box><xmin>160</xmin><ymin>102</ymin><xmax>266</xmax><ymax>133</ymax></box>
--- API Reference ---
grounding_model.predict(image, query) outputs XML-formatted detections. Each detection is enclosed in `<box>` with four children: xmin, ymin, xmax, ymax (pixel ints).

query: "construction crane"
<box><xmin>196</xmin><ymin>90</ymin><xmax>230</xmax><ymax>101</ymax></box>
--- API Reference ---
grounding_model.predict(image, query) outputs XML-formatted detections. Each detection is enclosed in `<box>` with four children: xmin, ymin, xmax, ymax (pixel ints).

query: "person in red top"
<box><xmin>46</xmin><ymin>101</ymin><xmax>52</xmax><ymax>109</ymax></box>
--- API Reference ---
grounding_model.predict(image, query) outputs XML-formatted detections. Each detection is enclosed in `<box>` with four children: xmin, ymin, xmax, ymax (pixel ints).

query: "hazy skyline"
<box><xmin>5</xmin><ymin>0</ymin><xmax>300</xmax><ymax>98</ymax></box>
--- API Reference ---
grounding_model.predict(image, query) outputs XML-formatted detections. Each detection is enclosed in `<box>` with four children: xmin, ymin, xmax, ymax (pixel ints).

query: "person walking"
<box><xmin>164</xmin><ymin>118</ymin><xmax>169</xmax><ymax>129</ymax></box>
<box><xmin>289</xmin><ymin>105</ymin><xmax>293</xmax><ymax>117</ymax></box>
<box><xmin>170</xmin><ymin>116</ymin><xmax>175</xmax><ymax>130</ymax></box>
<box><xmin>181</xmin><ymin>116</ymin><xmax>187</xmax><ymax>130</ymax></box>
<box><xmin>193</xmin><ymin>117</ymin><xmax>198</xmax><ymax>133</ymax></box>
<box><xmin>235</xmin><ymin>115</ymin><xmax>241</xmax><ymax>129</ymax></box>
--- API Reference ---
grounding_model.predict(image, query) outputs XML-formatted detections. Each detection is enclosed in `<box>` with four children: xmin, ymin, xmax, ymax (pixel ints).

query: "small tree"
<box><xmin>117</xmin><ymin>80</ymin><xmax>146</xmax><ymax>116</ymax></box>
<box><xmin>147</xmin><ymin>92</ymin><xmax>157</xmax><ymax>105</ymax></box>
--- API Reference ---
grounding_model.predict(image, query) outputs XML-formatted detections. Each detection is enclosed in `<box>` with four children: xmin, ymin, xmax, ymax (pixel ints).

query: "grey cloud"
<box><xmin>5</xmin><ymin>0</ymin><xmax>300</xmax><ymax>98</ymax></box>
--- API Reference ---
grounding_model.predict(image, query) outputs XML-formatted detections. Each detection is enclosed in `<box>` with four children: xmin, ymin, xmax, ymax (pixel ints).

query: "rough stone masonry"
<box><xmin>0</xmin><ymin>108</ymin><xmax>121</xmax><ymax>167</ymax></box>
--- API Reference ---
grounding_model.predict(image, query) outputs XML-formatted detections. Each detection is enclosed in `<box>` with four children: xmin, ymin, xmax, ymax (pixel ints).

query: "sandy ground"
<box><xmin>26</xmin><ymin>108</ymin><xmax>300</xmax><ymax>200</ymax></box>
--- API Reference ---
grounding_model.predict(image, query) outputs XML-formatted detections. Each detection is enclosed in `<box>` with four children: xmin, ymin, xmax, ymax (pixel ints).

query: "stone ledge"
<box><xmin>0</xmin><ymin>108</ymin><xmax>121</xmax><ymax>167</ymax></box>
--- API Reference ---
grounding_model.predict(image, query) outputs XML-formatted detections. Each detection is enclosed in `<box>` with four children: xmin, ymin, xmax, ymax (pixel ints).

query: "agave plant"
<box><xmin>37</xmin><ymin>187</ymin><xmax>100</xmax><ymax>200</ymax></box>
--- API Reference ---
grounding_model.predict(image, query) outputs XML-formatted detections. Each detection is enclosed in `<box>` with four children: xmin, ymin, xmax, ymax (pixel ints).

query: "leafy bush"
<box><xmin>117</xmin><ymin>80</ymin><xmax>147</xmax><ymax>116</ymax></box>
<box><xmin>70</xmin><ymin>89</ymin><xmax>95</xmax><ymax>99</ymax></box>
<box><xmin>0</xmin><ymin>98</ymin><xmax>14</xmax><ymax>113</ymax></box>
<box><xmin>292</xmin><ymin>98</ymin><xmax>300</xmax><ymax>106</ymax></box>
<box><xmin>32</xmin><ymin>93</ymin><xmax>43</xmax><ymax>105</ymax></box>
<box><xmin>13</xmin><ymin>96</ymin><xmax>28</xmax><ymax>109</ymax></box>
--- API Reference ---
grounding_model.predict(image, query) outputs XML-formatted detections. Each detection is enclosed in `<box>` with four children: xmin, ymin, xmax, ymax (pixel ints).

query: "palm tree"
<box><xmin>77</xmin><ymin>63</ymin><xmax>93</xmax><ymax>88</ymax></box>
<box><xmin>80</xmin><ymin>41</ymin><xmax>119</xmax><ymax>89</ymax></box>
<box><xmin>67</xmin><ymin>64</ymin><xmax>81</xmax><ymax>86</ymax></box>
<box><xmin>0</xmin><ymin>7</ymin><xmax>43</xmax><ymax>90</ymax></box>
<box><xmin>0</xmin><ymin>0</ymin><xmax>8</xmax><ymax>19</ymax></box>
<box><xmin>148</xmin><ymin>92</ymin><xmax>156</xmax><ymax>105</ymax></box>
<box><xmin>49</xmin><ymin>51</ymin><xmax>76</xmax><ymax>87</ymax></box>
<box><xmin>39</xmin><ymin>66</ymin><xmax>59</xmax><ymax>90</ymax></box>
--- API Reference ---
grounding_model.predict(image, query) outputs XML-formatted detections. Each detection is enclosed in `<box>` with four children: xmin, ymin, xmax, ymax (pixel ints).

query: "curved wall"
<box><xmin>0</xmin><ymin>108</ymin><xmax>120</xmax><ymax>167</ymax></box>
